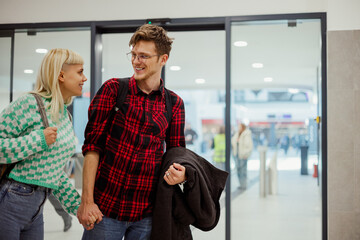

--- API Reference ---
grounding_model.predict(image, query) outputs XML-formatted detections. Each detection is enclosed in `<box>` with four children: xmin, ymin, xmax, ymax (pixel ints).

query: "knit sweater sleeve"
<box><xmin>0</xmin><ymin>94</ymin><xmax>48</xmax><ymax>164</ymax></box>
<box><xmin>52</xmin><ymin>172</ymin><xmax>81</xmax><ymax>216</ymax></box>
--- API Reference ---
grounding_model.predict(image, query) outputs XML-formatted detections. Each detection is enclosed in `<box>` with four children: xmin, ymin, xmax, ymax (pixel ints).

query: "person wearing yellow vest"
<box><xmin>212</xmin><ymin>126</ymin><xmax>226</xmax><ymax>170</ymax></box>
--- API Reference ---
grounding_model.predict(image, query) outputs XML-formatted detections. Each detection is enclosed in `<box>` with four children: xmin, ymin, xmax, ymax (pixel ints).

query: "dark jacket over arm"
<box><xmin>151</xmin><ymin>147</ymin><xmax>229</xmax><ymax>240</ymax></box>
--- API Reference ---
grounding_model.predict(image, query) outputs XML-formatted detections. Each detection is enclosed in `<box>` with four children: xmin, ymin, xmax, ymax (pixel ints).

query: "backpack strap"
<box><xmin>113</xmin><ymin>78</ymin><xmax>173</xmax><ymax>137</ymax></box>
<box><xmin>31</xmin><ymin>93</ymin><xmax>72</xmax><ymax>126</ymax></box>
<box><xmin>67</xmin><ymin>110</ymin><xmax>73</xmax><ymax>123</ymax></box>
<box><xmin>164</xmin><ymin>88</ymin><xmax>173</xmax><ymax>132</ymax></box>
<box><xmin>31</xmin><ymin>93</ymin><xmax>49</xmax><ymax>128</ymax></box>
<box><xmin>115</xmin><ymin>78</ymin><xmax>130</xmax><ymax>112</ymax></box>
<box><xmin>1</xmin><ymin>93</ymin><xmax>50</xmax><ymax>181</ymax></box>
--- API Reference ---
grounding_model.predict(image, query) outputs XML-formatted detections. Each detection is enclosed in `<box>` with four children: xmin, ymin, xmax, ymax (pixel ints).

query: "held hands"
<box><xmin>164</xmin><ymin>163</ymin><xmax>186</xmax><ymax>185</ymax></box>
<box><xmin>77</xmin><ymin>202</ymin><xmax>104</xmax><ymax>230</ymax></box>
<box><xmin>43</xmin><ymin>127</ymin><xmax>57</xmax><ymax>145</ymax></box>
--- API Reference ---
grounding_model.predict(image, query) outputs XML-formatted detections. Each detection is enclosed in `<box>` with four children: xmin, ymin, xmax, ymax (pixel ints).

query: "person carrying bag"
<box><xmin>0</xmin><ymin>48</ymin><xmax>88</xmax><ymax>240</ymax></box>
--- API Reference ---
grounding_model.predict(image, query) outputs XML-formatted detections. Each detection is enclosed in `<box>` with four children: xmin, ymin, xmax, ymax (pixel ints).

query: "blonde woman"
<box><xmin>0</xmin><ymin>49</ymin><xmax>91</xmax><ymax>239</ymax></box>
<box><xmin>231</xmin><ymin>123</ymin><xmax>253</xmax><ymax>190</ymax></box>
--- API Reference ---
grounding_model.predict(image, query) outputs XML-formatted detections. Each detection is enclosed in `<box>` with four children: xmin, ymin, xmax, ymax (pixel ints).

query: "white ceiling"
<box><xmin>168</xmin><ymin>19</ymin><xmax>321</xmax><ymax>91</ymax></box>
<box><xmin>0</xmin><ymin>19</ymin><xmax>322</xmax><ymax>98</ymax></box>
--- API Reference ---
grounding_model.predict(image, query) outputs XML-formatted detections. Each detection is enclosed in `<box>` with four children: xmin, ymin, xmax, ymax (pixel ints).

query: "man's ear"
<box><xmin>160</xmin><ymin>54</ymin><xmax>169</xmax><ymax>66</ymax></box>
<box><xmin>58</xmin><ymin>70</ymin><xmax>65</xmax><ymax>83</ymax></box>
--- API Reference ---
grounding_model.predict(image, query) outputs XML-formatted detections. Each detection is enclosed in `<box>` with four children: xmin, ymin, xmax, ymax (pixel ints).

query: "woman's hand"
<box><xmin>43</xmin><ymin>127</ymin><xmax>57</xmax><ymax>145</ymax></box>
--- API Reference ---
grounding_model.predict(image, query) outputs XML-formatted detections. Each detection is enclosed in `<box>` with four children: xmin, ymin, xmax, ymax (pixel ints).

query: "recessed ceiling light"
<box><xmin>252</xmin><ymin>63</ymin><xmax>263</xmax><ymax>68</ymax></box>
<box><xmin>288</xmin><ymin>88</ymin><xmax>299</xmax><ymax>94</ymax></box>
<box><xmin>264</xmin><ymin>77</ymin><xmax>273</xmax><ymax>82</ymax></box>
<box><xmin>24</xmin><ymin>69</ymin><xmax>34</xmax><ymax>74</ymax></box>
<box><xmin>101</xmin><ymin>68</ymin><xmax>105</xmax><ymax>72</ymax></box>
<box><xmin>195</xmin><ymin>78</ymin><xmax>205</xmax><ymax>84</ymax></box>
<box><xmin>234</xmin><ymin>41</ymin><xmax>248</xmax><ymax>47</ymax></box>
<box><xmin>170</xmin><ymin>66</ymin><xmax>181</xmax><ymax>71</ymax></box>
<box><xmin>35</xmin><ymin>48</ymin><xmax>48</xmax><ymax>54</ymax></box>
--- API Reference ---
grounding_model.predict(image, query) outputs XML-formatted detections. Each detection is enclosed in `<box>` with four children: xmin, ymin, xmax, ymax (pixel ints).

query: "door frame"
<box><xmin>0</xmin><ymin>12</ymin><xmax>327</xmax><ymax>240</ymax></box>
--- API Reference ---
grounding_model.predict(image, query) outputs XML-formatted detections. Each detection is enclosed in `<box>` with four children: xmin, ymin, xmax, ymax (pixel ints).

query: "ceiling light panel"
<box><xmin>252</xmin><ymin>63</ymin><xmax>264</xmax><ymax>68</ymax></box>
<box><xmin>35</xmin><ymin>48</ymin><xmax>48</xmax><ymax>54</ymax></box>
<box><xmin>233</xmin><ymin>41</ymin><xmax>248</xmax><ymax>47</ymax></box>
<box><xmin>170</xmin><ymin>66</ymin><xmax>181</xmax><ymax>71</ymax></box>
<box><xmin>195</xmin><ymin>78</ymin><xmax>206</xmax><ymax>84</ymax></box>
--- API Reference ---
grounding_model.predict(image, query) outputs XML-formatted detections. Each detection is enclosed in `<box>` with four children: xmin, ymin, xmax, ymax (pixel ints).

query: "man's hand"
<box><xmin>79</xmin><ymin>151</ymin><xmax>102</xmax><ymax>230</ymax></box>
<box><xmin>77</xmin><ymin>202</ymin><xmax>103</xmax><ymax>230</ymax></box>
<box><xmin>164</xmin><ymin>163</ymin><xmax>186</xmax><ymax>185</ymax></box>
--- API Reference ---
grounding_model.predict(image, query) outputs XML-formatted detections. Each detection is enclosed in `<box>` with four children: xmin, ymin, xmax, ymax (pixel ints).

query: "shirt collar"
<box><xmin>129</xmin><ymin>76</ymin><xmax>165</xmax><ymax>98</ymax></box>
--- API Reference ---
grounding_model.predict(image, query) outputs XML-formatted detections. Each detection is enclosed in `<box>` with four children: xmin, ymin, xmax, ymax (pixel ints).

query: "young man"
<box><xmin>77</xmin><ymin>24</ymin><xmax>186</xmax><ymax>239</ymax></box>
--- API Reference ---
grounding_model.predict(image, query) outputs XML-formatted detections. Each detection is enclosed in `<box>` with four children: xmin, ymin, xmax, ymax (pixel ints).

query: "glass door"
<box><xmin>101</xmin><ymin>33</ymin><xmax>134</xmax><ymax>82</ymax></box>
<box><xmin>165</xmin><ymin>30</ymin><xmax>226</xmax><ymax>240</ymax></box>
<box><xmin>0</xmin><ymin>31</ymin><xmax>13</xmax><ymax>112</ymax></box>
<box><xmin>229</xmin><ymin>19</ymin><xmax>322</xmax><ymax>240</ymax></box>
<box><xmin>100</xmin><ymin>28</ymin><xmax>227</xmax><ymax>240</ymax></box>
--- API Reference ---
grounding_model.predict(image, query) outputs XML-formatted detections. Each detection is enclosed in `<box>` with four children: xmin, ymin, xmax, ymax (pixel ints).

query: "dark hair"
<box><xmin>219</xmin><ymin>125</ymin><xmax>226</xmax><ymax>134</ymax></box>
<box><xmin>129</xmin><ymin>24</ymin><xmax>173</xmax><ymax>56</ymax></box>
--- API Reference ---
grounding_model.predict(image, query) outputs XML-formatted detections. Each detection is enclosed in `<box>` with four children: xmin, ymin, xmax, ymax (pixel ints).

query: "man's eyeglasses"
<box><xmin>126</xmin><ymin>52</ymin><xmax>160</xmax><ymax>62</ymax></box>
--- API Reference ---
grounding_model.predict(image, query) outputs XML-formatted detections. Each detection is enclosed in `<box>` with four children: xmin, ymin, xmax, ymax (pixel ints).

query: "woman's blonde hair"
<box><xmin>32</xmin><ymin>48</ymin><xmax>84</xmax><ymax>122</ymax></box>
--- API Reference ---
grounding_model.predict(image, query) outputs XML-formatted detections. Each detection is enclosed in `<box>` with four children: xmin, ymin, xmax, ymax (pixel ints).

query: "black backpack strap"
<box><xmin>115</xmin><ymin>78</ymin><xmax>130</xmax><ymax>112</ymax></box>
<box><xmin>112</xmin><ymin>79</ymin><xmax>173</xmax><ymax>137</ymax></box>
<box><xmin>164</xmin><ymin>88</ymin><xmax>173</xmax><ymax>124</ymax></box>
<box><xmin>115</xmin><ymin>78</ymin><xmax>171</xmax><ymax>122</ymax></box>
<box><xmin>164</xmin><ymin>88</ymin><xmax>174</xmax><ymax>139</ymax></box>
<box><xmin>94</xmin><ymin>77</ymin><xmax>129</xmax><ymax>142</ymax></box>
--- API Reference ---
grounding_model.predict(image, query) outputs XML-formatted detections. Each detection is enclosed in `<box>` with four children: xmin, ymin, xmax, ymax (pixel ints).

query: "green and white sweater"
<box><xmin>0</xmin><ymin>93</ymin><xmax>80</xmax><ymax>215</ymax></box>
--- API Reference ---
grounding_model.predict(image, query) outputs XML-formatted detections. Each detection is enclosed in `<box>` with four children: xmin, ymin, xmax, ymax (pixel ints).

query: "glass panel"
<box><xmin>102</xmin><ymin>33</ymin><xmax>134</xmax><ymax>82</ymax></box>
<box><xmin>166</xmin><ymin>30</ymin><xmax>226</xmax><ymax>240</ymax></box>
<box><xmin>13</xmin><ymin>30</ymin><xmax>91</xmax><ymax>153</ymax></box>
<box><xmin>230</xmin><ymin>19</ymin><xmax>322</xmax><ymax>240</ymax></box>
<box><xmin>0</xmin><ymin>36</ymin><xmax>11</xmax><ymax>112</ymax></box>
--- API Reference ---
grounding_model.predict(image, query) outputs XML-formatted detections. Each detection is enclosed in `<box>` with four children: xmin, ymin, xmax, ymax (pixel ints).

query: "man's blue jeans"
<box><xmin>0</xmin><ymin>179</ymin><xmax>50</xmax><ymax>240</ymax></box>
<box><xmin>82</xmin><ymin>216</ymin><xmax>152</xmax><ymax>240</ymax></box>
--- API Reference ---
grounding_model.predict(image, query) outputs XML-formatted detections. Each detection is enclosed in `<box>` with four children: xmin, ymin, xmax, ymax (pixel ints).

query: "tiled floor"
<box><xmin>44</xmin><ymin>199</ymin><xmax>84</xmax><ymax>240</ymax></box>
<box><xmin>44</xmin><ymin>152</ymin><xmax>322</xmax><ymax>240</ymax></box>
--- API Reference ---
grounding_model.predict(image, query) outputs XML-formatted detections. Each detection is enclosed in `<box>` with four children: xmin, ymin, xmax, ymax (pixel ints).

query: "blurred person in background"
<box><xmin>231</xmin><ymin>123</ymin><xmax>253</xmax><ymax>190</ymax></box>
<box><xmin>212</xmin><ymin>125</ymin><xmax>226</xmax><ymax>171</ymax></box>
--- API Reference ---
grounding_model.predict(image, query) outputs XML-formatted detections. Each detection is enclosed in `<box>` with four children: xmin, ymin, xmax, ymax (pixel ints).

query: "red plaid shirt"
<box><xmin>82</xmin><ymin>77</ymin><xmax>185</xmax><ymax>221</ymax></box>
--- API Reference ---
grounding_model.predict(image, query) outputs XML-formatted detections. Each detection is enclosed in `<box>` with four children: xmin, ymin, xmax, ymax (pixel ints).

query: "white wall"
<box><xmin>0</xmin><ymin>0</ymin><xmax>357</xmax><ymax>31</ymax></box>
<box><xmin>0</xmin><ymin>0</ymin><xmax>325</xmax><ymax>24</ymax></box>
<box><xmin>1</xmin><ymin>0</ymin><xmax>359</xmax><ymax>30</ymax></box>
<box><xmin>327</xmin><ymin>0</ymin><xmax>360</xmax><ymax>30</ymax></box>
